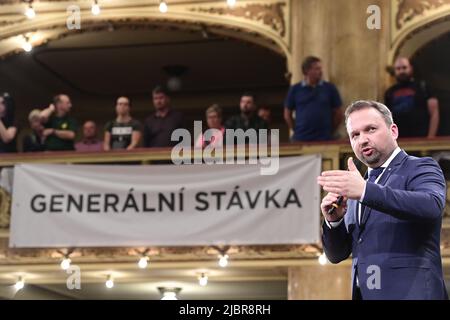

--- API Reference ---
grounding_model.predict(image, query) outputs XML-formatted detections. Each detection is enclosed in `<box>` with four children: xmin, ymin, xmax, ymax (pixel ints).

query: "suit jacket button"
<box><xmin>358</xmin><ymin>238</ymin><xmax>363</xmax><ymax>243</ymax></box>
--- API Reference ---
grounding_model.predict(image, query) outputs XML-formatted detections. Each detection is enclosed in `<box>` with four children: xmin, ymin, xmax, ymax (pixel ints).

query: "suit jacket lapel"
<box><xmin>360</xmin><ymin>150</ymin><xmax>408</xmax><ymax>227</ymax></box>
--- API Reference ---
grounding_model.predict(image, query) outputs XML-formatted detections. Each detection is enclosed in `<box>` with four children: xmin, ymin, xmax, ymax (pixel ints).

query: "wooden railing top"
<box><xmin>1</xmin><ymin>137</ymin><xmax>450</xmax><ymax>167</ymax></box>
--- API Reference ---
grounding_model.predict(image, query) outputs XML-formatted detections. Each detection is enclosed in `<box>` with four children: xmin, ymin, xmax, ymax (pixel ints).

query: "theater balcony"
<box><xmin>0</xmin><ymin>139</ymin><xmax>449</xmax><ymax>299</ymax></box>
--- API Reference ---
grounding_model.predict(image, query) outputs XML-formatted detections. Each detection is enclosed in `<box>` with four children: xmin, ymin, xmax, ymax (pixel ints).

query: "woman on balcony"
<box><xmin>195</xmin><ymin>104</ymin><xmax>225</xmax><ymax>148</ymax></box>
<box><xmin>104</xmin><ymin>96</ymin><xmax>142</xmax><ymax>151</ymax></box>
<box><xmin>0</xmin><ymin>92</ymin><xmax>17</xmax><ymax>153</ymax></box>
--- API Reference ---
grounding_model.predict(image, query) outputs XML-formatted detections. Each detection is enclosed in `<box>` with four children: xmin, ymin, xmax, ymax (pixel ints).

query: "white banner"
<box><xmin>9</xmin><ymin>155</ymin><xmax>321</xmax><ymax>248</ymax></box>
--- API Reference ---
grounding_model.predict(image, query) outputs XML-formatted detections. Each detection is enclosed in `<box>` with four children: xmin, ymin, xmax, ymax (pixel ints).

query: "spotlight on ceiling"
<box><xmin>158</xmin><ymin>287</ymin><xmax>181</xmax><ymax>300</ymax></box>
<box><xmin>218</xmin><ymin>254</ymin><xmax>229</xmax><ymax>267</ymax></box>
<box><xmin>105</xmin><ymin>275</ymin><xmax>114</xmax><ymax>289</ymax></box>
<box><xmin>138</xmin><ymin>256</ymin><xmax>149</xmax><ymax>269</ymax></box>
<box><xmin>91</xmin><ymin>0</ymin><xmax>101</xmax><ymax>15</ymax></box>
<box><xmin>60</xmin><ymin>257</ymin><xmax>71</xmax><ymax>270</ymax></box>
<box><xmin>25</xmin><ymin>1</ymin><xmax>36</xmax><ymax>19</ymax></box>
<box><xmin>198</xmin><ymin>273</ymin><xmax>208</xmax><ymax>286</ymax></box>
<box><xmin>22</xmin><ymin>35</ymin><xmax>32</xmax><ymax>52</ymax></box>
<box><xmin>318</xmin><ymin>252</ymin><xmax>328</xmax><ymax>265</ymax></box>
<box><xmin>213</xmin><ymin>246</ymin><xmax>231</xmax><ymax>268</ymax></box>
<box><xmin>15</xmin><ymin>276</ymin><xmax>25</xmax><ymax>290</ymax></box>
<box><xmin>163</xmin><ymin>65</ymin><xmax>188</xmax><ymax>92</ymax></box>
<box><xmin>227</xmin><ymin>0</ymin><xmax>237</xmax><ymax>8</ymax></box>
<box><xmin>159</xmin><ymin>1</ymin><xmax>168</xmax><ymax>13</ymax></box>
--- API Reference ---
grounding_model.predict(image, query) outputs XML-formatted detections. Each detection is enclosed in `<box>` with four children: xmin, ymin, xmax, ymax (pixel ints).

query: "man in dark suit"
<box><xmin>317</xmin><ymin>100</ymin><xmax>448</xmax><ymax>300</ymax></box>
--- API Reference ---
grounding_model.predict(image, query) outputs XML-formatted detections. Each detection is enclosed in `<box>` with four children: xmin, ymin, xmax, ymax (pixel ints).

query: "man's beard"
<box><xmin>360</xmin><ymin>148</ymin><xmax>382</xmax><ymax>166</ymax></box>
<box><xmin>155</xmin><ymin>104</ymin><xmax>166</xmax><ymax>111</ymax></box>
<box><xmin>396</xmin><ymin>73</ymin><xmax>411</xmax><ymax>83</ymax></box>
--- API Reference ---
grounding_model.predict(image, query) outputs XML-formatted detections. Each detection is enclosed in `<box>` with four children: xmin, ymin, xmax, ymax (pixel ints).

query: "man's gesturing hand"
<box><xmin>317</xmin><ymin>157</ymin><xmax>366</xmax><ymax>200</ymax></box>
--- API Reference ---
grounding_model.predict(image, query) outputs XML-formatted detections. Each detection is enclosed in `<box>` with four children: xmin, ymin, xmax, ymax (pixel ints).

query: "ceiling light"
<box><xmin>159</xmin><ymin>1</ymin><xmax>168</xmax><ymax>13</ymax></box>
<box><xmin>158</xmin><ymin>287</ymin><xmax>181</xmax><ymax>300</ymax></box>
<box><xmin>227</xmin><ymin>0</ymin><xmax>237</xmax><ymax>8</ymax></box>
<box><xmin>105</xmin><ymin>275</ymin><xmax>114</xmax><ymax>289</ymax></box>
<box><xmin>218</xmin><ymin>254</ymin><xmax>229</xmax><ymax>268</ymax></box>
<box><xmin>60</xmin><ymin>257</ymin><xmax>71</xmax><ymax>270</ymax></box>
<box><xmin>15</xmin><ymin>276</ymin><xmax>25</xmax><ymax>290</ymax></box>
<box><xmin>22</xmin><ymin>42</ymin><xmax>32</xmax><ymax>52</ymax></box>
<box><xmin>318</xmin><ymin>253</ymin><xmax>328</xmax><ymax>265</ymax></box>
<box><xmin>163</xmin><ymin>65</ymin><xmax>187</xmax><ymax>92</ymax></box>
<box><xmin>198</xmin><ymin>273</ymin><xmax>208</xmax><ymax>286</ymax></box>
<box><xmin>138</xmin><ymin>256</ymin><xmax>149</xmax><ymax>269</ymax></box>
<box><xmin>25</xmin><ymin>2</ymin><xmax>36</xmax><ymax>19</ymax></box>
<box><xmin>22</xmin><ymin>35</ymin><xmax>32</xmax><ymax>52</ymax></box>
<box><xmin>91</xmin><ymin>0</ymin><xmax>101</xmax><ymax>15</ymax></box>
<box><xmin>213</xmin><ymin>246</ymin><xmax>231</xmax><ymax>268</ymax></box>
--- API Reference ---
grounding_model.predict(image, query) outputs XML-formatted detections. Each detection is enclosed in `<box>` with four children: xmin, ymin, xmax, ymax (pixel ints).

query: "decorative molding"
<box><xmin>0</xmin><ymin>0</ymin><xmax>104</xmax><ymax>4</ymax></box>
<box><xmin>445</xmin><ymin>182</ymin><xmax>450</xmax><ymax>218</ymax></box>
<box><xmin>190</xmin><ymin>2</ymin><xmax>286</xmax><ymax>37</ymax></box>
<box><xmin>0</xmin><ymin>17</ymin><xmax>284</xmax><ymax>61</ymax></box>
<box><xmin>396</xmin><ymin>0</ymin><xmax>450</xmax><ymax>30</ymax></box>
<box><xmin>0</xmin><ymin>17</ymin><xmax>26</xmax><ymax>27</ymax></box>
<box><xmin>0</xmin><ymin>243</ymin><xmax>320</xmax><ymax>264</ymax></box>
<box><xmin>0</xmin><ymin>1</ymin><xmax>290</xmax><ymax>62</ymax></box>
<box><xmin>393</xmin><ymin>13</ymin><xmax>450</xmax><ymax>59</ymax></box>
<box><xmin>0</xmin><ymin>188</ymin><xmax>11</xmax><ymax>229</ymax></box>
<box><xmin>390</xmin><ymin>0</ymin><xmax>450</xmax><ymax>64</ymax></box>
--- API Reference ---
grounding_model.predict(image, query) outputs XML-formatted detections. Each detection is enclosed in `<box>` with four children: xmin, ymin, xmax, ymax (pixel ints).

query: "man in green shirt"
<box><xmin>40</xmin><ymin>94</ymin><xmax>77</xmax><ymax>151</ymax></box>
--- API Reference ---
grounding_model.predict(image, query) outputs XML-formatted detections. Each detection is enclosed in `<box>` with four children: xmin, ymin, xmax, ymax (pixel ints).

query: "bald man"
<box><xmin>75</xmin><ymin>120</ymin><xmax>103</xmax><ymax>152</ymax></box>
<box><xmin>384</xmin><ymin>57</ymin><xmax>439</xmax><ymax>138</ymax></box>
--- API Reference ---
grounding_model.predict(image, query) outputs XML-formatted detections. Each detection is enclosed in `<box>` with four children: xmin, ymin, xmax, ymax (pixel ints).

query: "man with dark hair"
<box><xmin>39</xmin><ymin>94</ymin><xmax>77</xmax><ymax>151</ymax></box>
<box><xmin>301</xmin><ymin>56</ymin><xmax>321</xmax><ymax>75</ymax></box>
<box><xmin>225</xmin><ymin>92</ymin><xmax>268</xmax><ymax>131</ymax></box>
<box><xmin>152</xmin><ymin>85</ymin><xmax>170</xmax><ymax>97</ymax></box>
<box><xmin>258</xmin><ymin>106</ymin><xmax>272</xmax><ymax>126</ymax></box>
<box><xmin>143</xmin><ymin>86</ymin><xmax>184</xmax><ymax>148</ymax></box>
<box><xmin>318</xmin><ymin>100</ymin><xmax>447</xmax><ymax>300</ymax></box>
<box><xmin>284</xmin><ymin>56</ymin><xmax>343</xmax><ymax>142</ymax></box>
<box><xmin>384</xmin><ymin>57</ymin><xmax>439</xmax><ymax>138</ymax></box>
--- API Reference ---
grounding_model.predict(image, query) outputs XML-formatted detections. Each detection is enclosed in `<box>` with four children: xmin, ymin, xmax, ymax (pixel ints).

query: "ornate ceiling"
<box><xmin>0</xmin><ymin>0</ymin><xmax>291</xmax><ymax>62</ymax></box>
<box><xmin>391</xmin><ymin>0</ymin><xmax>450</xmax><ymax>60</ymax></box>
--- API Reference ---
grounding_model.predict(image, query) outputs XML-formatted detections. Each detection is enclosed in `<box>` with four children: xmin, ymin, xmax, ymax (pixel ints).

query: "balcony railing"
<box><xmin>0</xmin><ymin>138</ymin><xmax>449</xmax><ymax>265</ymax></box>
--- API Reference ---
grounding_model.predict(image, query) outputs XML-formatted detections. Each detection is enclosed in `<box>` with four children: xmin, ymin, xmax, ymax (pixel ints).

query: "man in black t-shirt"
<box><xmin>384</xmin><ymin>57</ymin><xmax>440</xmax><ymax>138</ymax></box>
<box><xmin>225</xmin><ymin>92</ymin><xmax>268</xmax><ymax>132</ymax></box>
<box><xmin>143</xmin><ymin>86</ymin><xmax>184</xmax><ymax>148</ymax></box>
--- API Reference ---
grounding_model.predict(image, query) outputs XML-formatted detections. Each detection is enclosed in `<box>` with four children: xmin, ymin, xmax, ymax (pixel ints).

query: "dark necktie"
<box><xmin>368</xmin><ymin>167</ymin><xmax>384</xmax><ymax>183</ymax></box>
<box><xmin>360</xmin><ymin>167</ymin><xmax>384</xmax><ymax>225</ymax></box>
